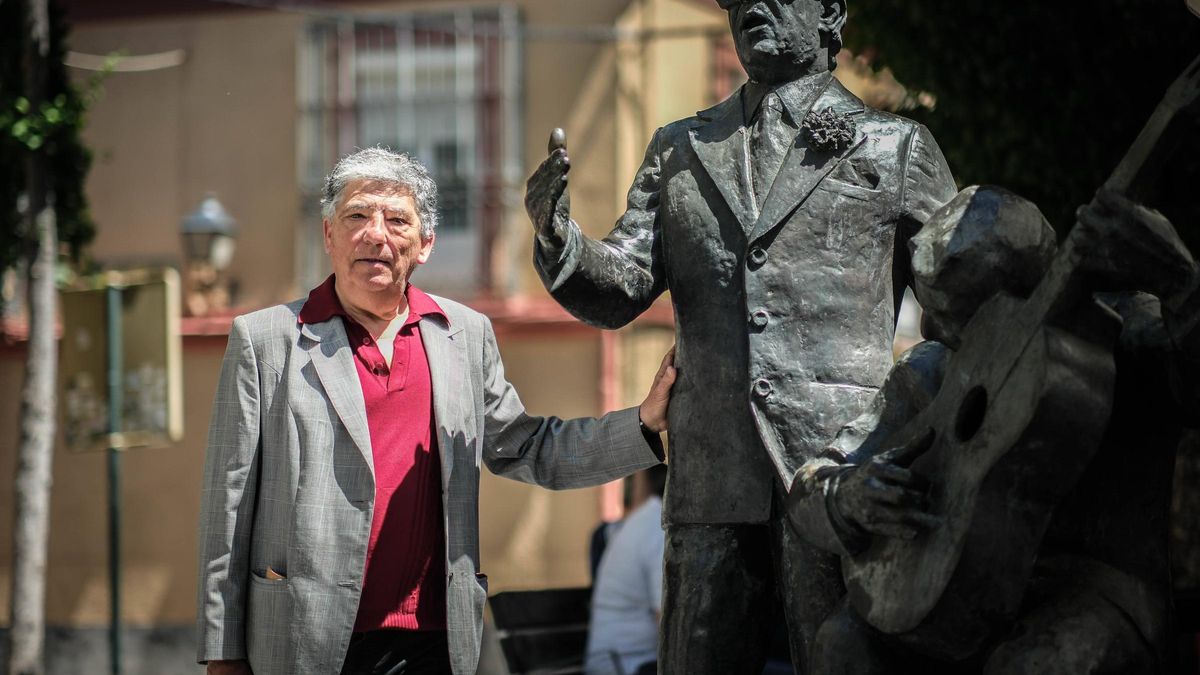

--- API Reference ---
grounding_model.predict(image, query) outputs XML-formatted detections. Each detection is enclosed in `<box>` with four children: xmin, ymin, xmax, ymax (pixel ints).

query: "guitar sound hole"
<box><xmin>955</xmin><ymin>386</ymin><xmax>988</xmax><ymax>442</ymax></box>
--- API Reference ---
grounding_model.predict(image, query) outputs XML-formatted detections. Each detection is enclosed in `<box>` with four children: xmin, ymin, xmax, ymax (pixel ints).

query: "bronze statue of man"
<box><xmin>524</xmin><ymin>0</ymin><xmax>955</xmax><ymax>671</ymax></box>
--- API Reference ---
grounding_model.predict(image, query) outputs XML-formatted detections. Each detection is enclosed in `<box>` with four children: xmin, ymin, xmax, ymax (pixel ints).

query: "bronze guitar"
<box><xmin>841</xmin><ymin>55</ymin><xmax>1200</xmax><ymax>660</ymax></box>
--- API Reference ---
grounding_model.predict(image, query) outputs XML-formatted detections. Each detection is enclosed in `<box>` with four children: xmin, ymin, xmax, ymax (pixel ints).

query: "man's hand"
<box><xmin>638</xmin><ymin>346</ymin><xmax>677</xmax><ymax>434</ymax></box>
<box><xmin>525</xmin><ymin>128</ymin><xmax>572</xmax><ymax>243</ymax></box>
<box><xmin>207</xmin><ymin>660</ymin><xmax>252</xmax><ymax>675</ymax></box>
<box><xmin>833</xmin><ymin>430</ymin><xmax>939</xmax><ymax>540</ymax></box>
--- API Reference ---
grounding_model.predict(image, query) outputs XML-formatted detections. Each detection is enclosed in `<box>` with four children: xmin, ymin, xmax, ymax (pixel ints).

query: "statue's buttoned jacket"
<box><xmin>537</xmin><ymin>76</ymin><xmax>955</xmax><ymax>526</ymax></box>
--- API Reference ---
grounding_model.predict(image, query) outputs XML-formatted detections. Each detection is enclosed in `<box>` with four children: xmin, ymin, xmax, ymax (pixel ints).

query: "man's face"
<box><xmin>724</xmin><ymin>0</ymin><xmax>826</xmax><ymax>83</ymax></box>
<box><xmin>323</xmin><ymin>179</ymin><xmax>433</xmax><ymax>300</ymax></box>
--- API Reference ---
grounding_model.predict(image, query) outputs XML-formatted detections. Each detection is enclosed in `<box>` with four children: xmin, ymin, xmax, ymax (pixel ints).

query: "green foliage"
<box><xmin>844</xmin><ymin>0</ymin><xmax>1200</xmax><ymax>252</ymax></box>
<box><xmin>0</xmin><ymin>0</ymin><xmax>101</xmax><ymax>277</ymax></box>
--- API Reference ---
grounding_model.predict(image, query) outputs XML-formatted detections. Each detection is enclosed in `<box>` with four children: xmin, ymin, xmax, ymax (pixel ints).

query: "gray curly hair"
<box><xmin>320</xmin><ymin>147</ymin><xmax>439</xmax><ymax>239</ymax></box>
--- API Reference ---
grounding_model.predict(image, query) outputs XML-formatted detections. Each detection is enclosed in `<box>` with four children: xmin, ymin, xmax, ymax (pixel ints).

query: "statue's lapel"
<box><xmin>749</xmin><ymin>78</ymin><xmax>867</xmax><ymax>245</ymax></box>
<box><xmin>688</xmin><ymin>90</ymin><xmax>757</xmax><ymax>233</ymax></box>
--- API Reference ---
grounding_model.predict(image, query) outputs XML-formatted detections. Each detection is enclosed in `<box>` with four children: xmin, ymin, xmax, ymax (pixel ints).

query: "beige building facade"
<box><xmin>0</xmin><ymin>0</ymin><xmax>726</xmax><ymax>630</ymax></box>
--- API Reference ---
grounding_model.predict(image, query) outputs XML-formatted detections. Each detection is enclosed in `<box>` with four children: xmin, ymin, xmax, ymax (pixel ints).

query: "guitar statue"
<box><xmin>836</xmin><ymin>54</ymin><xmax>1200</xmax><ymax>661</ymax></box>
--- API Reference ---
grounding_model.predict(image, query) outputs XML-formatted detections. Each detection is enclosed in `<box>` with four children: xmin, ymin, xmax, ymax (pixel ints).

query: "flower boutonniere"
<box><xmin>801</xmin><ymin>106</ymin><xmax>857</xmax><ymax>153</ymax></box>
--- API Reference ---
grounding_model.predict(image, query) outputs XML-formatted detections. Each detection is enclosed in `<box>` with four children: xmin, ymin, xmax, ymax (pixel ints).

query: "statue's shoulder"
<box><xmin>857</xmin><ymin>106</ymin><xmax>923</xmax><ymax>132</ymax></box>
<box><xmin>658</xmin><ymin>94</ymin><xmax>738</xmax><ymax>142</ymax></box>
<box><xmin>855</xmin><ymin>109</ymin><xmax>947</xmax><ymax>174</ymax></box>
<box><xmin>849</xmin><ymin>102</ymin><xmax>921</xmax><ymax>138</ymax></box>
<box><xmin>660</xmin><ymin>115</ymin><xmax>703</xmax><ymax>139</ymax></box>
<box><xmin>822</xmin><ymin>78</ymin><xmax>932</xmax><ymax>154</ymax></box>
<box><xmin>652</xmin><ymin>86</ymin><xmax>748</xmax><ymax>138</ymax></box>
<box><xmin>645</xmin><ymin>112</ymin><xmax>721</xmax><ymax>161</ymax></box>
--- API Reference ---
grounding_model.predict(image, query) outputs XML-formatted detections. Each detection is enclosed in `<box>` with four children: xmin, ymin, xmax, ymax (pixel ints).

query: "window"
<box><xmin>297</xmin><ymin>8</ymin><xmax>522</xmax><ymax>296</ymax></box>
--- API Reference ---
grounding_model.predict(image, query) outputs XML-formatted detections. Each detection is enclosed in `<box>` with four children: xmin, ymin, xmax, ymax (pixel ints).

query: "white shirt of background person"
<box><xmin>585</xmin><ymin>469</ymin><xmax>665</xmax><ymax>675</ymax></box>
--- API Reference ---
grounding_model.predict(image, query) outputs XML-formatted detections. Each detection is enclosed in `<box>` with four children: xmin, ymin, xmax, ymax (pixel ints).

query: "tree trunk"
<box><xmin>7</xmin><ymin>1</ymin><xmax>55</xmax><ymax>674</ymax></box>
<box><xmin>8</xmin><ymin>209</ymin><xmax>56</xmax><ymax>675</ymax></box>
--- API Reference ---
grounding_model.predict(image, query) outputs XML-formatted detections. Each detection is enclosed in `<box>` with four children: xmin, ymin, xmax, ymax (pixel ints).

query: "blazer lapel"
<box><xmin>418</xmin><ymin>315</ymin><xmax>466</xmax><ymax>491</ymax></box>
<box><xmin>301</xmin><ymin>320</ymin><xmax>374</xmax><ymax>474</ymax></box>
<box><xmin>688</xmin><ymin>91</ymin><xmax>757</xmax><ymax>232</ymax></box>
<box><xmin>749</xmin><ymin>78</ymin><xmax>867</xmax><ymax>245</ymax></box>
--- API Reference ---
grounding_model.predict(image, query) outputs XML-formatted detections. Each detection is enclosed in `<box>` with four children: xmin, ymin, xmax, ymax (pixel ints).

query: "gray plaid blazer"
<box><xmin>196</xmin><ymin>294</ymin><xmax>661</xmax><ymax>675</ymax></box>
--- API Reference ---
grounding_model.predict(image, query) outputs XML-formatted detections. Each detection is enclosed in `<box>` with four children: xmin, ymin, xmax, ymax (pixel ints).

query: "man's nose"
<box><xmin>362</xmin><ymin>213</ymin><xmax>387</xmax><ymax>242</ymax></box>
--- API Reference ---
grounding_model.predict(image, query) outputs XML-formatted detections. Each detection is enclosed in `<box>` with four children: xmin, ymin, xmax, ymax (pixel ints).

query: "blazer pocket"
<box><xmin>246</xmin><ymin>570</ymin><xmax>293</xmax><ymax>670</ymax></box>
<box><xmin>250</xmin><ymin>568</ymin><xmax>288</xmax><ymax>585</ymax></box>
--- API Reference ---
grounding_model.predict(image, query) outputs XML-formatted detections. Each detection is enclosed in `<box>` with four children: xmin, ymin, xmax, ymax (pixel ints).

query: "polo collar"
<box><xmin>298</xmin><ymin>274</ymin><xmax>447</xmax><ymax>327</ymax></box>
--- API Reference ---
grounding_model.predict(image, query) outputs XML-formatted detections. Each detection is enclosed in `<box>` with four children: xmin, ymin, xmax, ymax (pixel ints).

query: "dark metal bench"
<box><xmin>488</xmin><ymin>587</ymin><xmax>593</xmax><ymax>675</ymax></box>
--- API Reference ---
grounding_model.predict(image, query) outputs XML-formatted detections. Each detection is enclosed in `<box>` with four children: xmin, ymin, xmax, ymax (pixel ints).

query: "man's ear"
<box><xmin>417</xmin><ymin>232</ymin><xmax>435</xmax><ymax>265</ymax></box>
<box><xmin>821</xmin><ymin>0</ymin><xmax>848</xmax><ymax>35</ymax></box>
<box><xmin>322</xmin><ymin>219</ymin><xmax>333</xmax><ymax>254</ymax></box>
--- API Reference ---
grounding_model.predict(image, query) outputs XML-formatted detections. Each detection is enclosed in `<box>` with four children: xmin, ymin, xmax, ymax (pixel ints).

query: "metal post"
<box><xmin>105</xmin><ymin>283</ymin><xmax>123</xmax><ymax>675</ymax></box>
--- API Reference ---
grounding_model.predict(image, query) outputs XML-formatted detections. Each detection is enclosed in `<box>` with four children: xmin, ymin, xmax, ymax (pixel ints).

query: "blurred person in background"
<box><xmin>585</xmin><ymin>464</ymin><xmax>669</xmax><ymax>675</ymax></box>
<box><xmin>587</xmin><ymin>465</ymin><xmax>639</xmax><ymax>581</ymax></box>
<box><xmin>196</xmin><ymin>147</ymin><xmax>677</xmax><ymax>675</ymax></box>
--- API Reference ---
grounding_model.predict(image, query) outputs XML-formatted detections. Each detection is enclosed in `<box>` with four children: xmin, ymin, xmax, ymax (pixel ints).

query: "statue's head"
<box><xmin>911</xmin><ymin>186</ymin><xmax>1058</xmax><ymax>349</ymax></box>
<box><xmin>719</xmin><ymin>0</ymin><xmax>847</xmax><ymax>84</ymax></box>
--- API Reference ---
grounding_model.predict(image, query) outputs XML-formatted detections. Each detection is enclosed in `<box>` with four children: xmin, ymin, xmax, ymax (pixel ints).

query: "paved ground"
<box><xmin>0</xmin><ymin>622</ymin><xmax>510</xmax><ymax>674</ymax></box>
<box><xmin>0</xmin><ymin>625</ymin><xmax>202</xmax><ymax>674</ymax></box>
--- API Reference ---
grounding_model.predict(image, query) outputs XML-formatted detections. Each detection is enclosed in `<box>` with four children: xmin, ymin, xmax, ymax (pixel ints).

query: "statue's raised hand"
<box><xmin>525</xmin><ymin>128</ymin><xmax>572</xmax><ymax>243</ymax></box>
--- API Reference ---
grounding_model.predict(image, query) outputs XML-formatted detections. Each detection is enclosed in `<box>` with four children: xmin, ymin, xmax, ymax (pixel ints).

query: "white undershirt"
<box><xmin>376</xmin><ymin>307</ymin><xmax>409</xmax><ymax>367</ymax></box>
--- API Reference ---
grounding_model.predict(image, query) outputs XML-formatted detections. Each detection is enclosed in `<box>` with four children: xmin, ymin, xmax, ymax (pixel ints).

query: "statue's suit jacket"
<box><xmin>196</xmin><ymin>295</ymin><xmax>660</xmax><ymax>675</ymax></box>
<box><xmin>535</xmin><ymin>75</ymin><xmax>955</xmax><ymax>531</ymax></box>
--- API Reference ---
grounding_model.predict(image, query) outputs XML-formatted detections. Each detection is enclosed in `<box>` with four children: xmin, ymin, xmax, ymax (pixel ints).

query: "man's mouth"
<box><xmin>356</xmin><ymin>257</ymin><xmax>392</xmax><ymax>265</ymax></box>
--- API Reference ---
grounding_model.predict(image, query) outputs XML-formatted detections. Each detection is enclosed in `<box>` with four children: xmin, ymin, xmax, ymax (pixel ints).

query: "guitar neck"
<box><xmin>1105</xmin><ymin>54</ymin><xmax>1200</xmax><ymax>201</ymax></box>
<box><xmin>1036</xmin><ymin>54</ymin><xmax>1200</xmax><ymax>317</ymax></box>
<box><xmin>1025</xmin><ymin>236</ymin><xmax>1094</xmax><ymax>324</ymax></box>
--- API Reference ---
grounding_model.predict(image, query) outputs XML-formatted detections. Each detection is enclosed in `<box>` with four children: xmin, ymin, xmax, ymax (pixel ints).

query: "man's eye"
<box><xmin>348</xmin><ymin>213</ymin><xmax>366</xmax><ymax>219</ymax></box>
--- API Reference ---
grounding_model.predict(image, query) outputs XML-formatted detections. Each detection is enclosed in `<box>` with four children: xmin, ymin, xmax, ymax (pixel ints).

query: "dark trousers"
<box><xmin>339</xmin><ymin>629</ymin><xmax>452</xmax><ymax>675</ymax></box>
<box><xmin>659</xmin><ymin>491</ymin><xmax>844</xmax><ymax>675</ymax></box>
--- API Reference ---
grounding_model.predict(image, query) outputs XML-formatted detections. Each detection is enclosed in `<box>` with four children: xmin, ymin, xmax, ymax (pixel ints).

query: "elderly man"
<box><xmin>524</xmin><ymin>0</ymin><xmax>955</xmax><ymax>671</ymax></box>
<box><xmin>197</xmin><ymin>148</ymin><xmax>676</xmax><ymax>675</ymax></box>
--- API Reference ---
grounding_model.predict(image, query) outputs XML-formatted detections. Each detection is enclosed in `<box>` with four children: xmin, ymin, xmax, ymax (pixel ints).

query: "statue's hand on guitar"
<box><xmin>833</xmin><ymin>430</ymin><xmax>940</xmax><ymax>543</ymax></box>
<box><xmin>1072</xmin><ymin>187</ymin><xmax>1197</xmax><ymax>303</ymax></box>
<box><xmin>1079</xmin><ymin>188</ymin><xmax>1200</xmax><ymax>371</ymax></box>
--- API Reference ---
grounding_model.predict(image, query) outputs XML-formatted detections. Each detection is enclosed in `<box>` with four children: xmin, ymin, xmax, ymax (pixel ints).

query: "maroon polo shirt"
<box><xmin>299</xmin><ymin>275</ymin><xmax>447</xmax><ymax>632</ymax></box>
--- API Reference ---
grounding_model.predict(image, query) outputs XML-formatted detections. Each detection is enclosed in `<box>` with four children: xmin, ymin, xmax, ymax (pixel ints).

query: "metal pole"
<box><xmin>105</xmin><ymin>283</ymin><xmax>123</xmax><ymax>675</ymax></box>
